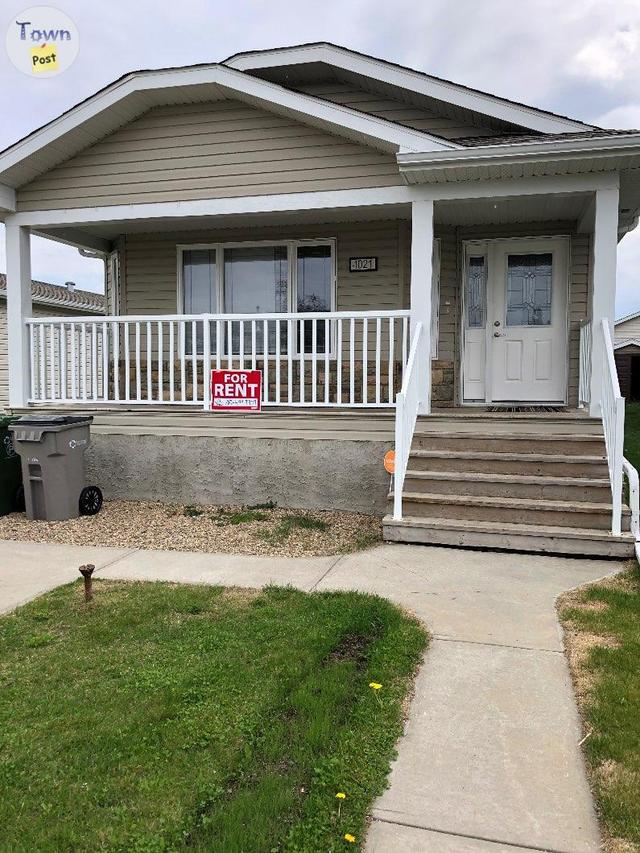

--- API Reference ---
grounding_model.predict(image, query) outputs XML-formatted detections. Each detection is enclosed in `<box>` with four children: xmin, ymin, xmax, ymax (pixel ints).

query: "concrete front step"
<box><xmin>382</xmin><ymin>515</ymin><xmax>636</xmax><ymax>559</ymax></box>
<box><xmin>408</xmin><ymin>449</ymin><xmax>609</xmax><ymax>478</ymax></box>
<box><xmin>411</xmin><ymin>431</ymin><xmax>605</xmax><ymax>455</ymax></box>
<box><xmin>395</xmin><ymin>491</ymin><xmax>630</xmax><ymax>531</ymax></box>
<box><xmin>403</xmin><ymin>470</ymin><xmax>612</xmax><ymax>502</ymax></box>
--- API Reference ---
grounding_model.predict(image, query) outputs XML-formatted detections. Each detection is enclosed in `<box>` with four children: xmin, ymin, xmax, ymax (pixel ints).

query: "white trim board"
<box><xmin>9</xmin><ymin>174</ymin><xmax>621</xmax><ymax>230</ymax></box>
<box><xmin>224</xmin><ymin>43</ymin><xmax>593</xmax><ymax>135</ymax></box>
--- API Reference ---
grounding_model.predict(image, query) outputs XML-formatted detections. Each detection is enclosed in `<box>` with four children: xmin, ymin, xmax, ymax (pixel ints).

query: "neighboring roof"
<box><xmin>616</xmin><ymin>309</ymin><xmax>640</xmax><ymax>325</ymax></box>
<box><xmin>224</xmin><ymin>42</ymin><xmax>594</xmax><ymax>135</ymax></box>
<box><xmin>614</xmin><ymin>338</ymin><xmax>640</xmax><ymax>350</ymax></box>
<box><xmin>0</xmin><ymin>274</ymin><xmax>104</xmax><ymax>313</ymax></box>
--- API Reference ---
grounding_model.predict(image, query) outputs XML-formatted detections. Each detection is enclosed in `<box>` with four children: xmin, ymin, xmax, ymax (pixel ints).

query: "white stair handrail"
<box><xmin>600</xmin><ymin>318</ymin><xmax>624</xmax><ymax>535</ymax></box>
<box><xmin>393</xmin><ymin>322</ymin><xmax>424</xmax><ymax>521</ymax></box>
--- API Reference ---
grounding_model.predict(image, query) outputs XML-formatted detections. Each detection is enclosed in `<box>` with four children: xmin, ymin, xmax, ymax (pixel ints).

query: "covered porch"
<box><xmin>4</xmin><ymin>174</ymin><xmax>622</xmax><ymax>419</ymax></box>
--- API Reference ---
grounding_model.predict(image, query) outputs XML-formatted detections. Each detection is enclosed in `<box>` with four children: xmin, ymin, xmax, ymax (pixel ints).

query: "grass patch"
<box><xmin>261</xmin><ymin>514</ymin><xmax>330</xmax><ymax>546</ymax></box>
<box><xmin>0</xmin><ymin>580</ymin><xmax>427</xmax><ymax>851</ymax></box>
<box><xmin>250</xmin><ymin>500</ymin><xmax>278</xmax><ymax>510</ymax></box>
<box><xmin>183</xmin><ymin>505</ymin><xmax>205</xmax><ymax>518</ymax></box>
<box><xmin>215</xmin><ymin>509</ymin><xmax>269</xmax><ymax>525</ymax></box>
<box><xmin>558</xmin><ymin>566</ymin><xmax>640</xmax><ymax>851</ymax></box>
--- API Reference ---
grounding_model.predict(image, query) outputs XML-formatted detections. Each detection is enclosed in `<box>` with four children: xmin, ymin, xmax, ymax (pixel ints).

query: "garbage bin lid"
<box><xmin>12</xmin><ymin>415</ymin><xmax>93</xmax><ymax>426</ymax></box>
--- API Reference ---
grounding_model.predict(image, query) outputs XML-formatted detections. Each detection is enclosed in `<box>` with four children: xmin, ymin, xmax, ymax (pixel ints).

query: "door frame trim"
<box><xmin>459</xmin><ymin>234</ymin><xmax>571</xmax><ymax>406</ymax></box>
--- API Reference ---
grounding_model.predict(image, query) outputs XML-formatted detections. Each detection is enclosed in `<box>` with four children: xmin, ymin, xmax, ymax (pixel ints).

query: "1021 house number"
<box><xmin>349</xmin><ymin>257</ymin><xmax>378</xmax><ymax>272</ymax></box>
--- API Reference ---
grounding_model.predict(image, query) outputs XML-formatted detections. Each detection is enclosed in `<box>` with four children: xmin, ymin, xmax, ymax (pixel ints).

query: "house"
<box><xmin>614</xmin><ymin>310</ymin><xmax>640</xmax><ymax>401</ymax></box>
<box><xmin>0</xmin><ymin>276</ymin><xmax>104</xmax><ymax>410</ymax></box>
<box><xmin>1</xmin><ymin>42</ymin><xmax>639</xmax><ymax>557</ymax></box>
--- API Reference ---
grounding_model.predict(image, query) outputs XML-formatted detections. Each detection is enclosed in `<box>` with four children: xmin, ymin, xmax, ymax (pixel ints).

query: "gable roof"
<box><xmin>0</xmin><ymin>275</ymin><xmax>105</xmax><ymax>313</ymax></box>
<box><xmin>614</xmin><ymin>338</ymin><xmax>640</xmax><ymax>350</ymax></box>
<box><xmin>0</xmin><ymin>59</ymin><xmax>459</xmax><ymax>200</ymax></box>
<box><xmin>224</xmin><ymin>43</ymin><xmax>594</xmax><ymax>135</ymax></box>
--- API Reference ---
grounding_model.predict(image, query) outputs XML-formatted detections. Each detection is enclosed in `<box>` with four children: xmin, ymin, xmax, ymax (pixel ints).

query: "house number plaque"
<box><xmin>349</xmin><ymin>256</ymin><xmax>378</xmax><ymax>272</ymax></box>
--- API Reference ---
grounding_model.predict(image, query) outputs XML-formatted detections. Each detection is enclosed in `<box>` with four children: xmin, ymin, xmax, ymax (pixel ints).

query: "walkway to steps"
<box><xmin>385</xmin><ymin>411</ymin><xmax>636</xmax><ymax>558</ymax></box>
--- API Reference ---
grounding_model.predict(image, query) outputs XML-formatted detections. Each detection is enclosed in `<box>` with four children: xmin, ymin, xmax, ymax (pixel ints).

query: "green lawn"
<box><xmin>0</xmin><ymin>580</ymin><xmax>427</xmax><ymax>852</ymax></box>
<box><xmin>624</xmin><ymin>402</ymin><xmax>640</xmax><ymax>473</ymax></box>
<box><xmin>558</xmin><ymin>566</ymin><xmax>640</xmax><ymax>850</ymax></box>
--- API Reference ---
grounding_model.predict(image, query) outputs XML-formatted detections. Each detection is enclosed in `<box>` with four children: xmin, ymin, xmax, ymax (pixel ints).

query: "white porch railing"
<box><xmin>601</xmin><ymin>318</ymin><xmax>625</xmax><ymax>534</ymax></box>
<box><xmin>26</xmin><ymin>310</ymin><xmax>410</xmax><ymax>409</ymax></box>
<box><xmin>393</xmin><ymin>322</ymin><xmax>424</xmax><ymax>521</ymax></box>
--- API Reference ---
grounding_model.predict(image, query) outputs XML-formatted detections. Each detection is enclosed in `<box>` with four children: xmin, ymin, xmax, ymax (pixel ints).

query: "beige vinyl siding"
<box><xmin>16</xmin><ymin>100</ymin><xmax>404</xmax><ymax>212</ymax></box>
<box><xmin>295</xmin><ymin>82</ymin><xmax>497</xmax><ymax>140</ymax></box>
<box><xmin>123</xmin><ymin>221</ymin><xmax>405</xmax><ymax>316</ymax></box>
<box><xmin>615</xmin><ymin>316</ymin><xmax>640</xmax><ymax>341</ymax></box>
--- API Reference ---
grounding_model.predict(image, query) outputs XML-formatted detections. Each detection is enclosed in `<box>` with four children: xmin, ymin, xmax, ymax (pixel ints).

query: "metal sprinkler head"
<box><xmin>79</xmin><ymin>564</ymin><xmax>95</xmax><ymax>602</ymax></box>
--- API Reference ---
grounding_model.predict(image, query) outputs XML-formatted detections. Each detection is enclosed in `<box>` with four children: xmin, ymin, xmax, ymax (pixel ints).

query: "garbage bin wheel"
<box><xmin>14</xmin><ymin>484</ymin><xmax>25</xmax><ymax>513</ymax></box>
<box><xmin>79</xmin><ymin>486</ymin><xmax>103</xmax><ymax>516</ymax></box>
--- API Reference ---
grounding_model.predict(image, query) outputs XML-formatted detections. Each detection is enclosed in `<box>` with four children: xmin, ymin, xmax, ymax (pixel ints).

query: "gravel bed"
<box><xmin>0</xmin><ymin>500</ymin><xmax>383</xmax><ymax>557</ymax></box>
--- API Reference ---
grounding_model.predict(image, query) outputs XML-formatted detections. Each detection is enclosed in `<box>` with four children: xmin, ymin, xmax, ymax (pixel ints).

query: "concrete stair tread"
<box><xmin>383</xmin><ymin>514</ymin><xmax>636</xmax><ymax>543</ymax></box>
<box><xmin>404</xmin><ymin>470</ymin><xmax>611</xmax><ymax>488</ymax></box>
<box><xmin>410</xmin><ymin>449</ymin><xmax>606</xmax><ymax>464</ymax></box>
<box><xmin>412</xmin><ymin>429</ymin><xmax>602</xmax><ymax>441</ymax></box>
<box><xmin>393</xmin><ymin>491</ymin><xmax>630</xmax><ymax>515</ymax></box>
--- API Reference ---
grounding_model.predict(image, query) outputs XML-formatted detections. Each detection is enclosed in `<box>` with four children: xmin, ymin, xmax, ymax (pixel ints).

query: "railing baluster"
<box><xmin>169</xmin><ymin>321</ymin><xmax>175</xmax><ymax>403</ymax></box>
<box><xmin>239</xmin><ymin>320</ymin><xmax>245</xmax><ymax>370</ymax></box>
<box><xmin>60</xmin><ymin>322</ymin><xmax>67</xmax><ymax>400</ymax></box>
<box><xmin>349</xmin><ymin>318</ymin><xmax>355</xmax><ymax>406</ymax></box>
<box><xmin>311</xmin><ymin>320</ymin><xmax>317</xmax><ymax>405</ymax></box>
<box><xmin>124</xmin><ymin>322</ymin><xmax>131</xmax><ymax>401</ymax></box>
<box><xmin>324</xmin><ymin>318</ymin><xmax>330</xmax><ymax>405</ymax></box>
<box><xmin>146</xmin><ymin>321</ymin><xmax>152</xmax><ymax>403</ymax></box>
<box><xmin>227</xmin><ymin>320</ymin><xmax>233</xmax><ymax>369</ymax></box>
<box><xmin>29</xmin><ymin>323</ymin><xmax>36</xmax><ymax>401</ymax></box>
<box><xmin>157</xmin><ymin>321</ymin><xmax>163</xmax><ymax>403</ymax></box>
<box><xmin>336</xmin><ymin>318</ymin><xmax>342</xmax><ymax>406</ymax></box>
<box><xmin>287</xmin><ymin>319</ymin><xmax>293</xmax><ymax>405</ymax></box>
<box><xmin>251</xmin><ymin>320</ymin><xmax>257</xmax><ymax>371</ymax></box>
<box><xmin>102</xmin><ymin>321</ymin><xmax>108</xmax><ymax>401</ymax></box>
<box><xmin>375</xmin><ymin>317</ymin><xmax>381</xmax><ymax>405</ymax></box>
<box><xmin>180</xmin><ymin>321</ymin><xmax>186</xmax><ymax>402</ymax></box>
<box><xmin>91</xmin><ymin>323</ymin><xmax>98</xmax><ymax>401</ymax></box>
<box><xmin>48</xmin><ymin>323</ymin><xmax>55</xmax><ymax>400</ymax></box>
<box><xmin>112</xmin><ymin>322</ymin><xmax>119</xmax><ymax>402</ymax></box>
<box><xmin>39</xmin><ymin>324</ymin><xmax>45</xmax><ymax>400</ymax></box>
<box><xmin>81</xmin><ymin>324</ymin><xmax>87</xmax><ymax>400</ymax></box>
<box><xmin>191</xmin><ymin>320</ymin><xmax>198</xmax><ymax>403</ymax></box>
<box><xmin>70</xmin><ymin>323</ymin><xmax>78</xmax><ymax>400</ymax></box>
<box><xmin>135</xmin><ymin>323</ymin><xmax>141</xmax><ymax>401</ymax></box>
<box><xmin>299</xmin><ymin>319</ymin><xmax>305</xmax><ymax>405</ymax></box>
<box><xmin>275</xmin><ymin>319</ymin><xmax>281</xmax><ymax>404</ymax></box>
<box><xmin>263</xmin><ymin>319</ymin><xmax>269</xmax><ymax>404</ymax></box>
<box><xmin>362</xmin><ymin>318</ymin><xmax>368</xmax><ymax>405</ymax></box>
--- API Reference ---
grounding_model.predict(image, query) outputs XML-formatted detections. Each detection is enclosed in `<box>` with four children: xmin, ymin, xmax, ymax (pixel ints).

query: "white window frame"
<box><xmin>176</xmin><ymin>237</ymin><xmax>337</xmax><ymax>358</ymax></box>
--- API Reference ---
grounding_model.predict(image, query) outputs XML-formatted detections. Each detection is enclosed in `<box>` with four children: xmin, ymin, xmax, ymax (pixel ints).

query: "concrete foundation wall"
<box><xmin>86</xmin><ymin>433</ymin><xmax>392</xmax><ymax>515</ymax></box>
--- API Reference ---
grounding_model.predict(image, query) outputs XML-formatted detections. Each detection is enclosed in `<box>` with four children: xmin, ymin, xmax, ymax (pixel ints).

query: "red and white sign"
<box><xmin>211</xmin><ymin>369</ymin><xmax>262</xmax><ymax>412</ymax></box>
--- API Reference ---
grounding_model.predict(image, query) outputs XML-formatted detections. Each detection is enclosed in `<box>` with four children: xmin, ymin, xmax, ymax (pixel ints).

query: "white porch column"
<box><xmin>410</xmin><ymin>198</ymin><xmax>434</xmax><ymax>415</ymax></box>
<box><xmin>589</xmin><ymin>186</ymin><xmax>619</xmax><ymax>416</ymax></box>
<box><xmin>5</xmin><ymin>221</ymin><xmax>32</xmax><ymax>408</ymax></box>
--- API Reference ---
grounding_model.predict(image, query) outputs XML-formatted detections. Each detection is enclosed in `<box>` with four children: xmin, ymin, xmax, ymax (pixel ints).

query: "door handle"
<box><xmin>493</xmin><ymin>331</ymin><xmax>502</xmax><ymax>337</ymax></box>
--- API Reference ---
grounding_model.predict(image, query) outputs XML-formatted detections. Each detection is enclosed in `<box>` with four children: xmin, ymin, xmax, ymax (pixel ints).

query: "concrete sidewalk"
<box><xmin>0</xmin><ymin>538</ymin><xmax>619</xmax><ymax>852</ymax></box>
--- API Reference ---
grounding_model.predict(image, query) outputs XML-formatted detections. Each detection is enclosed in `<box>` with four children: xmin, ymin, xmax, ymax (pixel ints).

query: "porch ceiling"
<box><xmin>433</xmin><ymin>192</ymin><xmax>588</xmax><ymax>226</ymax></box>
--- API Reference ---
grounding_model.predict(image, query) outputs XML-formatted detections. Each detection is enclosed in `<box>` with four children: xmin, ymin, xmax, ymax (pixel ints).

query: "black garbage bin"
<box><xmin>0</xmin><ymin>415</ymin><xmax>22</xmax><ymax>516</ymax></box>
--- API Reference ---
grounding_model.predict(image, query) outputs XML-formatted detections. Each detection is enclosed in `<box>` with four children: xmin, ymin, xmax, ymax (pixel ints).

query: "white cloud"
<box><xmin>570</xmin><ymin>27</ymin><xmax>640</xmax><ymax>83</ymax></box>
<box><xmin>595</xmin><ymin>104</ymin><xmax>640</xmax><ymax>130</ymax></box>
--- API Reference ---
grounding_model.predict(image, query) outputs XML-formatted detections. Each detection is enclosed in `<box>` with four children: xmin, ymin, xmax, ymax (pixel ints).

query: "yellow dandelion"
<box><xmin>336</xmin><ymin>792</ymin><xmax>346</xmax><ymax>799</ymax></box>
<box><xmin>369</xmin><ymin>682</ymin><xmax>382</xmax><ymax>690</ymax></box>
<box><xmin>344</xmin><ymin>833</ymin><xmax>356</xmax><ymax>843</ymax></box>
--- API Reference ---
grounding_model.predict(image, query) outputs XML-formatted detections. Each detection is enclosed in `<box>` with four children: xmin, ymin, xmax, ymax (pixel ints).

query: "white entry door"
<box><xmin>463</xmin><ymin>238</ymin><xmax>569</xmax><ymax>403</ymax></box>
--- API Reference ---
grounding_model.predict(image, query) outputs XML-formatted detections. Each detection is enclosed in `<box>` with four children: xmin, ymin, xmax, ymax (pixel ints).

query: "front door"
<box><xmin>462</xmin><ymin>237</ymin><xmax>569</xmax><ymax>404</ymax></box>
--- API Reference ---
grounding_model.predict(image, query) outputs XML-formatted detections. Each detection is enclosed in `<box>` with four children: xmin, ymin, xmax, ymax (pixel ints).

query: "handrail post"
<box><xmin>393</xmin><ymin>391</ymin><xmax>405</xmax><ymax>520</ymax></box>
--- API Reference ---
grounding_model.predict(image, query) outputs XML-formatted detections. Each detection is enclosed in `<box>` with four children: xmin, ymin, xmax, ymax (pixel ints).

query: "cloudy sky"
<box><xmin>1</xmin><ymin>0</ymin><xmax>639</xmax><ymax>315</ymax></box>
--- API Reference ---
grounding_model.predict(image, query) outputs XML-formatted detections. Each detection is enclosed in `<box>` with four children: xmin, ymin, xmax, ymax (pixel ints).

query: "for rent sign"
<box><xmin>211</xmin><ymin>370</ymin><xmax>262</xmax><ymax>412</ymax></box>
